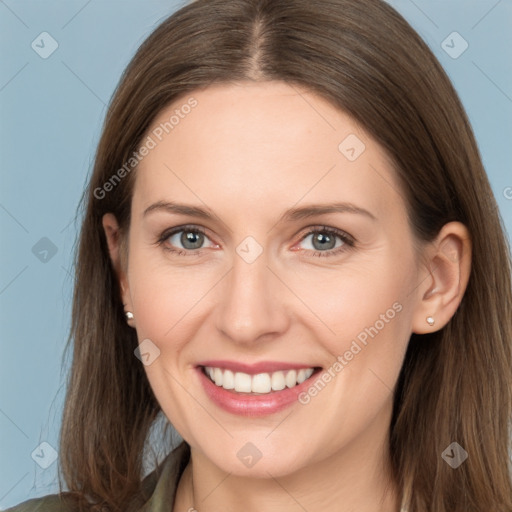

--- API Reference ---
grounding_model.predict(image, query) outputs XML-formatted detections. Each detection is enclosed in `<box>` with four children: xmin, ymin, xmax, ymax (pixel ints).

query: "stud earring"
<box><xmin>126</xmin><ymin>311</ymin><xmax>134</xmax><ymax>321</ymax></box>
<box><xmin>426</xmin><ymin>316</ymin><xmax>435</xmax><ymax>326</ymax></box>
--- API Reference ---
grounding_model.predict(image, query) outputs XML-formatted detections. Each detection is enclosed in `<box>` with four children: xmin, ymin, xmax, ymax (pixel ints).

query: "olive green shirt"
<box><xmin>6</xmin><ymin>443</ymin><xmax>190</xmax><ymax>512</ymax></box>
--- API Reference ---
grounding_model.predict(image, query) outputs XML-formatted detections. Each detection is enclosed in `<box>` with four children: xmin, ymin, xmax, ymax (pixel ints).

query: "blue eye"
<box><xmin>297</xmin><ymin>227</ymin><xmax>354</xmax><ymax>257</ymax></box>
<box><xmin>158</xmin><ymin>225</ymin><xmax>216</xmax><ymax>256</ymax></box>
<box><xmin>157</xmin><ymin>225</ymin><xmax>354</xmax><ymax>257</ymax></box>
<box><xmin>169</xmin><ymin>229</ymin><xmax>206</xmax><ymax>250</ymax></box>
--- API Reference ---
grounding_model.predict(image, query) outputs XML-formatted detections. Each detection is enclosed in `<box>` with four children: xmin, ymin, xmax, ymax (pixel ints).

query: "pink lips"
<box><xmin>195</xmin><ymin>360</ymin><xmax>321</xmax><ymax>417</ymax></box>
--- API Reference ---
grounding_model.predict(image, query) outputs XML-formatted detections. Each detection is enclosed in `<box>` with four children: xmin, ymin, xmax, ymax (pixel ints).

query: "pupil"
<box><xmin>313</xmin><ymin>232</ymin><xmax>335</xmax><ymax>250</ymax></box>
<box><xmin>182</xmin><ymin>231</ymin><xmax>203</xmax><ymax>249</ymax></box>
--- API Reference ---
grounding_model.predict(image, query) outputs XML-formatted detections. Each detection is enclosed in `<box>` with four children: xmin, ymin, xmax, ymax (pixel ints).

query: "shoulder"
<box><xmin>4</xmin><ymin>494</ymin><xmax>79</xmax><ymax>512</ymax></box>
<box><xmin>6</xmin><ymin>443</ymin><xmax>191</xmax><ymax>512</ymax></box>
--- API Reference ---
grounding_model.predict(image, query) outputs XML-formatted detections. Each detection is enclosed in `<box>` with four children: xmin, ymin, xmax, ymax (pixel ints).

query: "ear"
<box><xmin>102</xmin><ymin>213</ymin><xmax>134</xmax><ymax>327</ymax></box>
<box><xmin>411</xmin><ymin>221</ymin><xmax>472</xmax><ymax>334</ymax></box>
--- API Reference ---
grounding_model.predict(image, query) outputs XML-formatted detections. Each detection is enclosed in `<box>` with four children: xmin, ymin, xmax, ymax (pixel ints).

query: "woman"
<box><xmin>9</xmin><ymin>0</ymin><xmax>512</xmax><ymax>511</ymax></box>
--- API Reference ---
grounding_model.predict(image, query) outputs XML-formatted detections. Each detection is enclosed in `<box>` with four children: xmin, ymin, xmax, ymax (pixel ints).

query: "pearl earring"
<box><xmin>126</xmin><ymin>311</ymin><xmax>134</xmax><ymax>321</ymax></box>
<box><xmin>426</xmin><ymin>316</ymin><xmax>435</xmax><ymax>326</ymax></box>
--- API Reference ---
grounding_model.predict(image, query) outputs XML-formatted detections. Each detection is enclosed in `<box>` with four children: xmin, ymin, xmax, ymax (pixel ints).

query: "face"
<box><xmin>116</xmin><ymin>81</ymin><xmax>424</xmax><ymax>478</ymax></box>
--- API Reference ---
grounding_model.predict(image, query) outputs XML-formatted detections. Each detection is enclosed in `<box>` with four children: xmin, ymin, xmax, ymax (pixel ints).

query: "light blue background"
<box><xmin>1</xmin><ymin>0</ymin><xmax>511</xmax><ymax>508</ymax></box>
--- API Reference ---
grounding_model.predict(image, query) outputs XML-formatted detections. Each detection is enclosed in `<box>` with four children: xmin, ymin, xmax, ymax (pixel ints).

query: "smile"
<box><xmin>203</xmin><ymin>366</ymin><xmax>315</xmax><ymax>394</ymax></box>
<box><xmin>196</xmin><ymin>362</ymin><xmax>323</xmax><ymax>417</ymax></box>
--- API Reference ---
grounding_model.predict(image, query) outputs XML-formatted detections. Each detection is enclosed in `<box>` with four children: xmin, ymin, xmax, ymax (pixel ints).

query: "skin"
<box><xmin>103</xmin><ymin>81</ymin><xmax>471</xmax><ymax>512</ymax></box>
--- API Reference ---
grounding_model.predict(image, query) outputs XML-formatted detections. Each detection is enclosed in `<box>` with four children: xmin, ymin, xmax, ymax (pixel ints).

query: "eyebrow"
<box><xmin>143</xmin><ymin>200</ymin><xmax>376</xmax><ymax>222</ymax></box>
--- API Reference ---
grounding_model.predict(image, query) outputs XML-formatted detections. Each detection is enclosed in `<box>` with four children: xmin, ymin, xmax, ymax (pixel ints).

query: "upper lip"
<box><xmin>197</xmin><ymin>360</ymin><xmax>320</xmax><ymax>375</ymax></box>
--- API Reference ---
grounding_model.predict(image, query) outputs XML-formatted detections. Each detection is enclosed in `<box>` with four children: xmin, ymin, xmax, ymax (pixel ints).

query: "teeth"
<box><xmin>234</xmin><ymin>372</ymin><xmax>252</xmax><ymax>392</ymax></box>
<box><xmin>252</xmin><ymin>373</ymin><xmax>271</xmax><ymax>393</ymax></box>
<box><xmin>214</xmin><ymin>367</ymin><xmax>223</xmax><ymax>386</ymax></box>
<box><xmin>223</xmin><ymin>369</ymin><xmax>235</xmax><ymax>389</ymax></box>
<box><xmin>271</xmin><ymin>371</ymin><xmax>286</xmax><ymax>391</ymax></box>
<box><xmin>297</xmin><ymin>369</ymin><xmax>307</xmax><ymax>384</ymax></box>
<box><xmin>204</xmin><ymin>366</ymin><xmax>315</xmax><ymax>394</ymax></box>
<box><xmin>285</xmin><ymin>370</ymin><xmax>297</xmax><ymax>388</ymax></box>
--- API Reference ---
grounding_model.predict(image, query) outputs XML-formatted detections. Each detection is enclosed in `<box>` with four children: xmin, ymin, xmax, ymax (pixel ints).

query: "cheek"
<box><xmin>127</xmin><ymin>256</ymin><xmax>212</xmax><ymax>434</ymax></box>
<box><xmin>293</xmin><ymin>270</ymin><xmax>412</xmax><ymax>450</ymax></box>
<box><xmin>128</xmin><ymin>251</ymin><xmax>218</xmax><ymax>346</ymax></box>
<box><xmin>295</xmin><ymin>252</ymin><xmax>416</xmax><ymax>412</ymax></box>
<box><xmin>294</xmin><ymin>258</ymin><xmax>412</xmax><ymax>351</ymax></box>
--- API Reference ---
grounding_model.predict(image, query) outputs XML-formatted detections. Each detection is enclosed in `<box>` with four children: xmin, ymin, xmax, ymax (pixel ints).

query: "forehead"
<box><xmin>133</xmin><ymin>81</ymin><xmax>404</xmax><ymax>221</ymax></box>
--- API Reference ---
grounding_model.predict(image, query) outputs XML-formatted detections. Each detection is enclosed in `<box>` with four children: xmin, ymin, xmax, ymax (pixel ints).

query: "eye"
<box><xmin>295</xmin><ymin>226</ymin><xmax>354</xmax><ymax>257</ymax></box>
<box><xmin>157</xmin><ymin>225</ymin><xmax>217</xmax><ymax>255</ymax></box>
<box><xmin>156</xmin><ymin>224</ymin><xmax>354</xmax><ymax>258</ymax></box>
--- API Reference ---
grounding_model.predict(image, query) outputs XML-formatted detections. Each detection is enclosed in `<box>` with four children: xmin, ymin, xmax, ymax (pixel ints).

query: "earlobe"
<box><xmin>411</xmin><ymin>222</ymin><xmax>472</xmax><ymax>334</ymax></box>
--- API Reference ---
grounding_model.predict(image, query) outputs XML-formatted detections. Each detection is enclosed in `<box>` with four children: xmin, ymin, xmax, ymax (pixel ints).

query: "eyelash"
<box><xmin>156</xmin><ymin>224</ymin><xmax>355</xmax><ymax>258</ymax></box>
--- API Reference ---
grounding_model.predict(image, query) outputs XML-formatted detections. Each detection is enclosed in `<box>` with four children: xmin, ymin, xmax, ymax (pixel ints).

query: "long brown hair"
<box><xmin>60</xmin><ymin>0</ymin><xmax>512</xmax><ymax>510</ymax></box>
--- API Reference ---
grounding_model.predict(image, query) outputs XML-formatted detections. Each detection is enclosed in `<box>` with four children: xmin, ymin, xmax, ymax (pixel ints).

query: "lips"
<box><xmin>195</xmin><ymin>360</ymin><xmax>322</xmax><ymax>416</ymax></box>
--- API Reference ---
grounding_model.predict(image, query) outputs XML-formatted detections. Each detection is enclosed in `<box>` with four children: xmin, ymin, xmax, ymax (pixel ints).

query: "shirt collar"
<box><xmin>132</xmin><ymin>442</ymin><xmax>190</xmax><ymax>512</ymax></box>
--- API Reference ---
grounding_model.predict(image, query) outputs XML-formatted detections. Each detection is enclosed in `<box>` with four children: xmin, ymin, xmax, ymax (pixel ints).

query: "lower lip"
<box><xmin>196</xmin><ymin>367</ymin><xmax>321</xmax><ymax>417</ymax></box>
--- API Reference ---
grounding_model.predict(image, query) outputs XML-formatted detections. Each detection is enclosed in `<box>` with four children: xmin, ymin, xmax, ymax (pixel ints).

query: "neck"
<box><xmin>174</xmin><ymin>410</ymin><xmax>400</xmax><ymax>512</ymax></box>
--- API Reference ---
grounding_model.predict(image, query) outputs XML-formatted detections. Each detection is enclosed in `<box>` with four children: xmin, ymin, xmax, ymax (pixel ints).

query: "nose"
<box><xmin>215</xmin><ymin>248</ymin><xmax>290</xmax><ymax>346</ymax></box>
